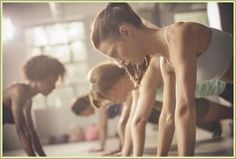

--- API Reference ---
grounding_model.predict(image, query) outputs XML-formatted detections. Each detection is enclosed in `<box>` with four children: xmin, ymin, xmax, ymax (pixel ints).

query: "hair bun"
<box><xmin>106</xmin><ymin>3</ymin><xmax>130</xmax><ymax>9</ymax></box>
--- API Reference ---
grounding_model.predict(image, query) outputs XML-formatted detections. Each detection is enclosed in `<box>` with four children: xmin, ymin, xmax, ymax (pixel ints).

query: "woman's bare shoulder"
<box><xmin>169</xmin><ymin>22</ymin><xmax>208</xmax><ymax>53</ymax></box>
<box><xmin>11</xmin><ymin>83</ymin><xmax>28</xmax><ymax>94</ymax></box>
<box><xmin>171</xmin><ymin>22</ymin><xmax>206</xmax><ymax>30</ymax></box>
<box><xmin>160</xmin><ymin>56</ymin><xmax>174</xmax><ymax>74</ymax></box>
<box><xmin>170</xmin><ymin>22</ymin><xmax>208</xmax><ymax>38</ymax></box>
<box><xmin>149</xmin><ymin>55</ymin><xmax>160</xmax><ymax>70</ymax></box>
<box><xmin>4</xmin><ymin>83</ymin><xmax>28</xmax><ymax>100</ymax></box>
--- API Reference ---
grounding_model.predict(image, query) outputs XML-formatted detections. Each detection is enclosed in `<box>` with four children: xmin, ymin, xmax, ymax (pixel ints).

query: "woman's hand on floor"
<box><xmin>112</xmin><ymin>151</ymin><xmax>122</xmax><ymax>156</ymax></box>
<box><xmin>88</xmin><ymin>146</ymin><xmax>103</xmax><ymax>152</ymax></box>
<box><xmin>102</xmin><ymin>149</ymin><xmax>121</xmax><ymax>156</ymax></box>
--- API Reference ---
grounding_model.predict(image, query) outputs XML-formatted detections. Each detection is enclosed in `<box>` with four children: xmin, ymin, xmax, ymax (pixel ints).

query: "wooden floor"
<box><xmin>3</xmin><ymin>122</ymin><xmax>234</xmax><ymax>157</ymax></box>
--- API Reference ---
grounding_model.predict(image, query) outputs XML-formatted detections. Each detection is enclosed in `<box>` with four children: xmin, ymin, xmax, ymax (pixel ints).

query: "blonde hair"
<box><xmin>88</xmin><ymin>62</ymin><xmax>126</xmax><ymax>108</ymax></box>
<box><xmin>88</xmin><ymin>56</ymin><xmax>151</xmax><ymax>108</ymax></box>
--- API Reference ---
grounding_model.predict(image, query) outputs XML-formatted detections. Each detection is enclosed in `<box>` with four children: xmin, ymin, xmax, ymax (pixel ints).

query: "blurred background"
<box><xmin>2</xmin><ymin>2</ymin><xmax>233</xmax><ymax>156</ymax></box>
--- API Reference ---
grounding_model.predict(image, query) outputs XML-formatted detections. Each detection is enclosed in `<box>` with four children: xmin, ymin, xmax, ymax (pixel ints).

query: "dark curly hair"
<box><xmin>71</xmin><ymin>95</ymin><xmax>91</xmax><ymax>115</ymax></box>
<box><xmin>22</xmin><ymin>55</ymin><xmax>66</xmax><ymax>81</ymax></box>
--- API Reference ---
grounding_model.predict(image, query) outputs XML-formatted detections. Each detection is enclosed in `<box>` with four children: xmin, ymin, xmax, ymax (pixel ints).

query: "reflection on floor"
<box><xmin>3</xmin><ymin>122</ymin><xmax>233</xmax><ymax>157</ymax></box>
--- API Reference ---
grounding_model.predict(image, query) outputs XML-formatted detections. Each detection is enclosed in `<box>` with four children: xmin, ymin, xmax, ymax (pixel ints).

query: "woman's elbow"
<box><xmin>159</xmin><ymin>112</ymin><xmax>174</xmax><ymax>124</ymax></box>
<box><xmin>131</xmin><ymin>116</ymin><xmax>146</xmax><ymax>130</ymax></box>
<box><xmin>175</xmin><ymin>102</ymin><xmax>196</xmax><ymax>118</ymax></box>
<box><xmin>17</xmin><ymin>127</ymin><xmax>31</xmax><ymax>138</ymax></box>
<box><xmin>119</xmin><ymin>117</ymin><xmax>128</xmax><ymax>126</ymax></box>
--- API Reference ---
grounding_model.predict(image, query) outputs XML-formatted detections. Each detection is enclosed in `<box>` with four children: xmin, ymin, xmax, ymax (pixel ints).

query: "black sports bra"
<box><xmin>3</xmin><ymin>103</ymin><xmax>15</xmax><ymax>124</ymax></box>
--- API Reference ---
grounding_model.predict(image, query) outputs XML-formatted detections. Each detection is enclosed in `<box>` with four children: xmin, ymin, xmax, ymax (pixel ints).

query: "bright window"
<box><xmin>26</xmin><ymin>20</ymin><xmax>88</xmax><ymax>109</ymax></box>
<box><xmin>3</xmin><ymin>17</ymin><xmax>14</xmax><ymax>41</ymax></box>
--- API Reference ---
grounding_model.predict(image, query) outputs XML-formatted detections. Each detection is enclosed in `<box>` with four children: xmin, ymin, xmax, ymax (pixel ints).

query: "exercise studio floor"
<box><xmin>3</xmin><ymin>122</ymin><xmax>233</xmax><ymax>157</ymax></box>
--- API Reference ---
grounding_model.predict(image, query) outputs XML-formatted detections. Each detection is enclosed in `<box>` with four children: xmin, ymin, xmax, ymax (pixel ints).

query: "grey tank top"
<box><xmin>164</xmin><ymin>26</ymin><xmax>232</xmax><ymax>83</ymax></box>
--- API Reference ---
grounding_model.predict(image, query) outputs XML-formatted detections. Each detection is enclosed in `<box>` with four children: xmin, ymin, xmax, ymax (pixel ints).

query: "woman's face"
<box><xmin>36</xmin><ymin>75</ymin><xmax>59</xmax><ymax>96</ymax></box>
<box><xmin>98</xmin><ymin>25</ymin><xmax>146</xmax><ymax>65</ymax></box>
<box><xmin>105</xmin><ymin>74</ymin><xmax>134</xmax><ymax>103</ymax></box>
<box><xmin>79</xmin><ymin>106</ymin><xmax>94</xmax><ymax>116</ymax></box>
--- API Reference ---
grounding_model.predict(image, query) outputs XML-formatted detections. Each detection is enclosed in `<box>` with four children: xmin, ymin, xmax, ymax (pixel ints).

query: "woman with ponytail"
<box><xmin>91</xmin><ymin>3</ymin><xmax>233</xmax><ymax>156</ymax></box>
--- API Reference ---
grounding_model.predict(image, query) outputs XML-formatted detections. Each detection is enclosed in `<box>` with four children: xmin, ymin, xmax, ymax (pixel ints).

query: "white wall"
<box><xmin>207</xmin><ymin>3</ymin><xmax>222</xmax><ymax>30</ymax></box>
<box><xmin>155</xmin><ymin>3</ymin><xmax>207</xmax><ymax>26</ymax></box>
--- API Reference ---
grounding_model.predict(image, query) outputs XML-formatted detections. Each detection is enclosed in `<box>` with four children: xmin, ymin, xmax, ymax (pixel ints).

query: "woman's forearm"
<box><xmin>99</xmin><ymin>125</ymin><xmax>107</xmax><ymax>150</ymax></box>
<box><xmin>31</xmin><ymin>132</ymin><xmax>46</xmax><ymax>156</ymax></box>
<box><xmin>130</xmin><ymin>118</ymin><xmax>146</xmax><ymax>156</ymax></box>
<box><xmin>175</xmin><ymin>104</ymin><xmax>196</xmax><ymax>156</ymax></box>
<box><xmin>157</xmin><ymin>112</ymin><xmax>175</xmax><ymax>156</ymax></box>
<box><xmin>97</xmin><ymin>108</ymin><xmax>108</xmax><ymax>151</ymax></box>
<box><xmin>117</xmin><ymin>130</ymin><xmax>124</xmax><ymax>150</ymax></box>
<box><xmin>121</xmin><ymin>120</ymin><xmax>132</xmax><ymax>156</ymax></box>
<box><xmin>118</xmin><ymin>120</ymin><xmax>126</xmax><ymax>147</ymax></box>
<box><xmin>17</xmin><ymin>130</ymin><xmax>36</xmax><ymax>156</ymax></box>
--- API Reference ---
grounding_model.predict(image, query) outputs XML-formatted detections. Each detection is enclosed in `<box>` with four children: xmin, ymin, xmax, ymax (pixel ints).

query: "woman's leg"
<box><xmin>199</xmin><ymin>99</ymin><xmax>233</xmax><ymax>122</ymax></box>
<box><xmin>151</xmin><ymin>99</ymin><xmax>232</xmax><ymax>123</ymax></box>
<box><xmin>221</xmin><ymin>61</ymin><xmax>233</xmax><ymax>83</ymax></box>
<box><xmin>196</xmin><ymin>98</ymin><xmax>232</xmax><ymax>138</ymax></box>
<box><xmin>218</xmin><ymin>83</ymin><xmax>233</xmax><ymax>105</ymax></box>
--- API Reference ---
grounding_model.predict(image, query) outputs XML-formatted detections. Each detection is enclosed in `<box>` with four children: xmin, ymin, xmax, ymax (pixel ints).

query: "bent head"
<box><xmin>91</xmin><ymin>3</ymin><xmax>147</xmax><ymax>64</ymax></box>
<box><xmin>22</xmin><ymin>55</ymin><xmax>66</xmax><ymax>96</ymax></box>
<box><xmin>88</xmin><ymin>62</ymin><xmax>135</xmax><ymax>108</ymax></box>
<box><xmin>71</xmin><ymin>95</ymin><xmax>95</xmax><ymax>116</ymax></box>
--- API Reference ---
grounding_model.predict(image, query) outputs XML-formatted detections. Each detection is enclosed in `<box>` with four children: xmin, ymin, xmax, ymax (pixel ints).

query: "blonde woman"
<box><xmin>88</xmin><ymin>62</ymin><xmax>232</xmax><ymax>156</ymax></box>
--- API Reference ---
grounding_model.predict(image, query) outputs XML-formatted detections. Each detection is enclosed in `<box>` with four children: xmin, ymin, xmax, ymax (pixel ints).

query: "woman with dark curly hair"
<box><xmin>3</xmin><ymin>55</ymin><xmax>66</xmax><ymax>156</ymax></box>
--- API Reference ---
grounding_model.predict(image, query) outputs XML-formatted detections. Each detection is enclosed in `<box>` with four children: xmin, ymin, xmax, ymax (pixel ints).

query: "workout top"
<box><xmin>164</xmin><ymin>26</ymin><xmax>233</xmax><ymax>83</ymax></box>
<box><xmin>3</xmin><ymin>103</ymin><xmax>15</xmax><ymax>124</ymax></box>
<box><xmin>106</xmin><ymin>104</ymin><xmax>122</xmax><ymax>119</ymax></box>
<box><xmin>156</xmin><ymin>80</ymin><xmax>226</xmax><ymax>101</ymax></box>
<box><xmin>106</xmin><ymin>103</ymin><xmax>161</xmax><ymax>124</ymax></box>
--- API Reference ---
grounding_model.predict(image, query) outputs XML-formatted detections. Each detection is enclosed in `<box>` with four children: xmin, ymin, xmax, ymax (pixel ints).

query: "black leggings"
<box><xmin>3</xmin><ymin>103</ymin><xmax>15</xmax><ymax>124</ymax></box>
<box><xmin>219</xmin><ymin>83</ymin><xmax>233</xmax><ymax>104</ymax></box>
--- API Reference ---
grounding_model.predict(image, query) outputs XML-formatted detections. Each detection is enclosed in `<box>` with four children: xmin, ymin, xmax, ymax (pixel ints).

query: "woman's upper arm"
<box><xmin>133</xmin><ymin>58</ymin><xmax>162</xmax><ymax>120</ymax></box>
<box><xmin>24</xmin><ymin>102</ymin><xmax>36</xmax><ymax>132</ymax></box>
<box><xmin>175</xmin><ymin>55</ymin><xmax>196</xmax><ymax>105</ymax></box>
<box><xmin>160</xmin><ymin>57</ymin><xmax>176</xmax><ymax>111</ymax></box>
<box><xmin>11</xmin><ymin>89</ymin><xmax>28</xmax><ymax>132</ymax></box>
<box><xmin>140</xmin><ymin>56</ymin><xmax>162</xmax><ymax>102</ymax></box>
<box><xmin>119</xmin><ymin>94</ymin><xmax>132</xmax><ymax>123</ymax></box>
<box><xmin>98</xmin><ymin>107</ymin><xmax>108</xmax><ymax>128</ymax></box>
<box><xmin>171</xmin><ymin>26</ymin><xmax>197</xmax><ymax>106</ymax></box>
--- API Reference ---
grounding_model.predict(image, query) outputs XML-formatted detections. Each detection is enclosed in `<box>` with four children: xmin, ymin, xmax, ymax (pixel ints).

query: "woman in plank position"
<box><xmin>90</xmin><ymin>3</ymin><xmax>233</xmax><ymax>155</ymax></box>
<box><xmin>88</xmin><ymin>62</ymin><xmax>233</xmax><ymax>156</ymax></box>
<box><xmin>3</xmin><ymin>55</ymin><xmax>66</xmax><ymax>156</ymax></box>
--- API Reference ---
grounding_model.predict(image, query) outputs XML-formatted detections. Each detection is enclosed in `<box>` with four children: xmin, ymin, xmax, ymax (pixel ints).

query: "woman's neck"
<box><xmin>27</xmin><ymin>83</ymin><xmax>39</xmax><ymax>98</ymax></box>
<box><xmin>142</xmin><ymin>26</ymin><xmax>169</xmax><ymax>58</ymax></box>
<box><xmin>124</xmin><ymin>74</ymin><xmax>135</xmax><ymax>91</ymax></box>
